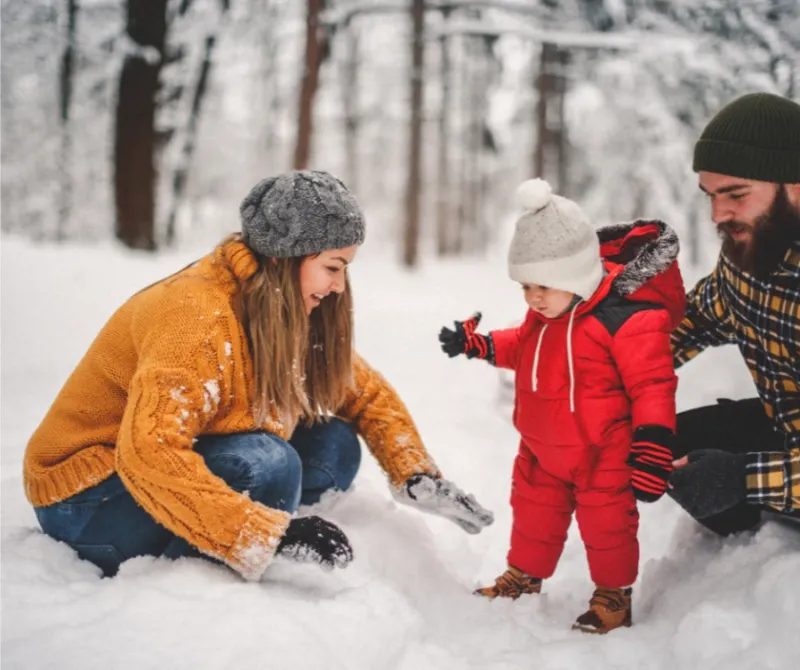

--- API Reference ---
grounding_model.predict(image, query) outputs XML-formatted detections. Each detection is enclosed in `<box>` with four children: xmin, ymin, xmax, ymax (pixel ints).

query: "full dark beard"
<box><xmin>719</xmin><ymin>187</ymin><xmax>800</xmax><ymax>279</ymax></box>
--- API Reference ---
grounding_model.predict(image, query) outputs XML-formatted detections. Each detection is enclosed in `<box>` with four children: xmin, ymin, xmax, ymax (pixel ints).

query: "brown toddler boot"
<box><xmin>475</xmin><ymin>565</ymin><xmax>542</xmax><ymax>600</ymax></box>
<box><xmin>572</xmin><ymin>586</ymin><xmax>632</xmax><ymax>634</ymax></box>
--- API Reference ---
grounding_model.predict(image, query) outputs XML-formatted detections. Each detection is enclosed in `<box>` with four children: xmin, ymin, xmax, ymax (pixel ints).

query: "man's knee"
<box><xmin>669</xmin><ymin>493</ymin><xmax>762</xmax><ymax>536</ymax></box>
<box><xmin>674</xmin><ymin>398</ymin><xmax>773</xmax><ymax>458</ymax></box>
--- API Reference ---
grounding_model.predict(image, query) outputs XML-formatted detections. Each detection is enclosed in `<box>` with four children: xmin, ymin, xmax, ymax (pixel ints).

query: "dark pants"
<box><xmin>34</xmin><ymin>418</ymin><xmax>361</xmax><ymax>576</ymax></box>
<box><xmin>670</xmin><ymin>397</ymin><xmax>789</xmax><ymax>536</ymax></box>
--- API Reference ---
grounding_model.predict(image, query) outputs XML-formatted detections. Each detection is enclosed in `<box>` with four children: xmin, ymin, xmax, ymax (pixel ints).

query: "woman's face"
<box><xmin>299</xmin><ymin>245</ymin><xmax>358</xmax><ymax>314</ymax></box>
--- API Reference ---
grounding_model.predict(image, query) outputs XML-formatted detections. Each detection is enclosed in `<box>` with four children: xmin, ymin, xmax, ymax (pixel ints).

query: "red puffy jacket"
<box><xmin>491</xmin><ymin>220</ymin><xmax>686</xmax><ymax>587</ymax></box>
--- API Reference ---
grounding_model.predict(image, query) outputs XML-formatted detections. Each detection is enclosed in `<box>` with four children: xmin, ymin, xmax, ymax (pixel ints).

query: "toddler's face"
<box><xmin>521</xmin><ymin>283</ymin><xmax>575</xmax><ymax>318</ymax></box>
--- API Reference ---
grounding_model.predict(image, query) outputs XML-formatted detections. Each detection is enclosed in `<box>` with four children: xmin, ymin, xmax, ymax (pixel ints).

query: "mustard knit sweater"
<box><xmin>24</xmin><ymin>240</ymin><xmax>439</xmax><ymax>580</ymax></box>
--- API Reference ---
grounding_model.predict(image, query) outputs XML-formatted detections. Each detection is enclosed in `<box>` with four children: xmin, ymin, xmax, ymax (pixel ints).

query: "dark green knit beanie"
<box><xmin>693</xmin><ymin>92</ymin><xmax>800</xmax><ymax>184</ymax></box>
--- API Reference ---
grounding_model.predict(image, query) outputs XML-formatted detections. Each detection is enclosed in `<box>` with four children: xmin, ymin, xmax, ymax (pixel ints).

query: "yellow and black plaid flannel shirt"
<box><xmin>671</xmin><ymin>245</ymin><xmax>800</xmax><ymax>513</ymax></box>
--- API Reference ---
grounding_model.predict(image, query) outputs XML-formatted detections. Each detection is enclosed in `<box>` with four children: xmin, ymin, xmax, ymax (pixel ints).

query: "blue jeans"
<box><xmin>34</xmin><ymin>418</ymin><xmax>361</xmax><ymax>577</ymax></box>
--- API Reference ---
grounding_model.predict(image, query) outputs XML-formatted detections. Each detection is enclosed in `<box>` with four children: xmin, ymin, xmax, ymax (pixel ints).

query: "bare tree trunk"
<box><xmin>467</xmin><ymin>35</ymin><xmax>494</xmax><ymax>252</ymax></box>
<box><xmin>688</xmin><ymin>197</ymin><xmax>701</xmax><ymax>267</ymax></box>
<box><xmin>534</xmin><ymin>42</ymin><xmax>569</xmax><ymax>194</ymax></box>
<box><xmin>259</xmin><ymin>0</ymin><xmax>284</xmax><ymax>159</ymax></box>
<box><xmin>475</xmin><ymin>35</ymin><xmax>496</xmax><ymax>252</ymax></box>
<box><xmin>294</xmin><ymin>0</ymin><xmax>325</xmax><ymax>170</ymax></box>
<box><xmin>458</xmin><ymin>33</ymin><xmax>482</xmax><ymax>253</ymax></box>
<box><xmin>165</xmin><ymin>33</ymin><xmax>218</xmax><ymax>245</ymax></box>
<box><xmin>403</xmin><ymin>0</ymin><xmax>425</xmax><ymax>267</ymax></box>
<box><xmin>59</xmin><ymin>0</ymin><xmax>77</xmax><ymax>124</ymax></box>
<box><xmin>114</xmin><ymin>0</ymin><xmax>167</xmax><ymax>250</ymax></box>
<box><xmin>436</xmin><ymin>16</ymin><xmax>454</xmax><ymax>256</ymax></box>
<box><xmin>341</xmin><ymin>28</ymin><xmax>360</xmax><ymax>192</ymax></box>
<box><xmin>57</xmin><ymin>0</ymin><xmax>78</xmax><ymax>241</ymax></box>
<box><xmin>456</xmin><ymin>36</ymin><xmax>471</xmax><ymax>254</ymax></box>
<box><xmin>556</xmin><ymin>49</ymin><xmax>569</xmax><ymax>196</ymax></box>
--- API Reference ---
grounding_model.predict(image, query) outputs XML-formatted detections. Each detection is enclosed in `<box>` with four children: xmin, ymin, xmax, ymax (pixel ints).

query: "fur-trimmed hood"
<box><xmin>518</xmin><ymin>219</ymin><xmax>686</xmax><ymax>330</ymax></box>
<box><xmin>597</xmin><ymin>219</ymin><xmax>686</xmax><ymax>329</ymax></box>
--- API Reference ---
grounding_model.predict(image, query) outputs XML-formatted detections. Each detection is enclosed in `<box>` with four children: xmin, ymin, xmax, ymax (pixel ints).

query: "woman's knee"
<box><xmin>324</xmin><ymin>418</ymin><xmax>361</xmax><ymax>488</ymax></box>
<box><xmin>198</xmin><ymin>432</ymin><xmax>302</xmax><ymax>512</ymax></box>
<box><xmin>305</xmin><ymin>418</ymin><xmax>361</xmax><ymax>491</ymax></box>
<box><xmin>292</xmin><ymin>419</ymin><xmax>361</xmax><ymax>504</ymax></box>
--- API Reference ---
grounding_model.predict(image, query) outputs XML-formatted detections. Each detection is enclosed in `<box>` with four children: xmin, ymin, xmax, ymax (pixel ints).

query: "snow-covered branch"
<box><xmin>429</xmin><ymin>21</ymin><xmax>639</xmax><ymax>49</ymax></box>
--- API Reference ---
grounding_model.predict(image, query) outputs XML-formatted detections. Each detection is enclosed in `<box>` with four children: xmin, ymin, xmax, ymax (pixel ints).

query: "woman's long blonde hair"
<box><xmin>223</xmin><ymin>234</ymin><xmax>354</xmax><ymax>427</ymax></box>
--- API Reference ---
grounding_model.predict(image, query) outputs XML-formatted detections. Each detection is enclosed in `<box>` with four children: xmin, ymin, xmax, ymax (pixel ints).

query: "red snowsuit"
<box><xmin>491</xmin><ymin>221</ymin><xmax>686</xmax><ymax>588</ymax></box>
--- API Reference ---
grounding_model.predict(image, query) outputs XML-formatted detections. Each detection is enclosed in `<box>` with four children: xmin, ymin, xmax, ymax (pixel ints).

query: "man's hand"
<box><xmin>276</xmin><ymin>515</ymin><xmax>353</xmax><ymax>570</ymax></box>
<box><xmin>438</xmin><ymin>312</ymin><xmax>495</xmax><ymax>363</ymax></box>
<box><xmin>668</xmin><ymin>450</ymin><xmax>748</xmax><ymax>519</ymax></box>
<box><xmin>394</xmin><ymin>473</ymin><xmax>494</xmax><ymax>534</ymax></box>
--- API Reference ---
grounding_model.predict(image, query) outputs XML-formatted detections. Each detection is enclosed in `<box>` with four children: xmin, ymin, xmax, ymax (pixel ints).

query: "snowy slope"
<box><xmin>1</xmin><ymin>235</ymin><xmax>797</xmax><ymax>670</ymax></box>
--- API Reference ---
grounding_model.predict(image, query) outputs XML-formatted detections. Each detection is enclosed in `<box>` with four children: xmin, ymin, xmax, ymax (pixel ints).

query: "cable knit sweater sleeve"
<box><xmin>116</xmin><ymin>290</ymin><xmax>290</xmax><ymax>581</ymax></box>
<box><xmin>338</xmin><ymin>354</ymin><xmax>440</xmax><ymax>488</ymax></box>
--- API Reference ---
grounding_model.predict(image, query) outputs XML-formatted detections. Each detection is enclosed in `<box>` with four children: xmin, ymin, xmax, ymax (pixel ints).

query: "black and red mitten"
<box><xmin>626</xmin><ymin>425</ymin><xmax>674</xmax><ymax>503</ymax></box>
<box><xmin>438</xmin><ymin>312</ymin><xmax>495</xmax><ymax>364</ymax></box>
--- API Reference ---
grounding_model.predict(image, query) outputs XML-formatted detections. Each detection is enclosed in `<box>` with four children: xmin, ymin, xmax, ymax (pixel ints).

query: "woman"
<box><xmin>24</xmin><ymin>170</ymin><xmax>493</xmax><ymax>580</ymax></box>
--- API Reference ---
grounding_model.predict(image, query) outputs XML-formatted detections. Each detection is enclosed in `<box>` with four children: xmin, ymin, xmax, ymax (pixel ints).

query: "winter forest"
<box><xmin>2</xmin><ymin>1</ymin><xmax>800</xmax><ymax>669</ymax></box>
<box><xmin>3</xmin><ymin>0</ymin><xmax>797</xmax><ymax>261</ymax></box>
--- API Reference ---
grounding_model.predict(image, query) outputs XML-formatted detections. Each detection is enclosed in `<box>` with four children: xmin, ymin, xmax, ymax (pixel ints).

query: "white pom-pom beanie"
<box><xmin>508</xmin><ymin>178</ymin><xmax>603</xmax><ymax>299</ymax></box>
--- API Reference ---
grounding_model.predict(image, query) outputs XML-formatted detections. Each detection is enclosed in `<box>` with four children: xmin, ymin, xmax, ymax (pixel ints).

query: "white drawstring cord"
<box><xmin>531</xmin><ymin>324</ymin><xmax>548</xmax><ymax>391</ymax></box>
<box><xmin>566</xmin><ymin>302</ymin><xmax>581</xmax><ymax>413</ymax></box>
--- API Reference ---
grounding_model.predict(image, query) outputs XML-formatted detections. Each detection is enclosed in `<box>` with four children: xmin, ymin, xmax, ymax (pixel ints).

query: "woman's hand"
<box><xmin>276</xmin><ymin>515</ymin><xmax>353</xmax><ymax>570</ymax></box>
<box><xmin>394</xmin><ymin>473</ymin><xmax>494</xmax><ymax>534</ymax></box>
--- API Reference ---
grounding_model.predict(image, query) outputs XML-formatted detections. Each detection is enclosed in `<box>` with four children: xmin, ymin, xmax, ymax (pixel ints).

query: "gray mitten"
<box><xmin>668</xmin><ymin>450</ymin><xmax>748</xmax><ymax>519</ymax></box>
<box><xmin>393</xmin><ymin>473</ymin><xmax>494</xmax><ymax>534</ymax></box>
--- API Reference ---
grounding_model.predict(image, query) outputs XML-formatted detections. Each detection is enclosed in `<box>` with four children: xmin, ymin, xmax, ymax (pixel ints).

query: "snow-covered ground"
<box><xmin>2</xmin><ymin>235</ymin><xmax>797</xmax><ymax>670</ymax></box>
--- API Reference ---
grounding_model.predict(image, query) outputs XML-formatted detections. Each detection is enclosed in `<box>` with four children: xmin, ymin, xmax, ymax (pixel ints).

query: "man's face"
<box><xmin>699</xmin><ymin>172</ymin><xmax>800</xmax><ymax>277</ymax></box>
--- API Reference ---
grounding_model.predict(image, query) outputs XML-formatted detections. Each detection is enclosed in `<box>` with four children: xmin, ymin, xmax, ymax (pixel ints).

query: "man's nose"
<box><xmin>711</xmin><ymin>198</ymin><xmax>733</xmax><ymax>225</ymax></box>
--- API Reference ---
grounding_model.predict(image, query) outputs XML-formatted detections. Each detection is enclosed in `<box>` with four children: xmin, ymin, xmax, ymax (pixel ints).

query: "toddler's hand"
<box><xmin>627</xmin><ymin>426</ymin><xmax>674</xmax><ymax>503</ymax></box>
<box><xmin>438</xmin><ymin>312</ymin><xmax>494</xmax><ymax>363</ymax></box>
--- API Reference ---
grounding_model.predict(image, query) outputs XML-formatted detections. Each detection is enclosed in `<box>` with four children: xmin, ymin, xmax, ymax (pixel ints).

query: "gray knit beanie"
<box><xmin>240</xmin><ymin>170</ymin><xmax>366</xmax><ymax>258</ymax></box>
<box><xmin>508</xmin><ymin>179</ymin><xmax>603</xmax><ymax>299</ymax></box>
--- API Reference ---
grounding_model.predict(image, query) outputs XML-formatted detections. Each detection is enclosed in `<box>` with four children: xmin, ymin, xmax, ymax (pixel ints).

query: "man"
<box><xmin>669</xmin><ymin>92</ymin><xmax>800</xmax><ymax>535</ymax></box>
